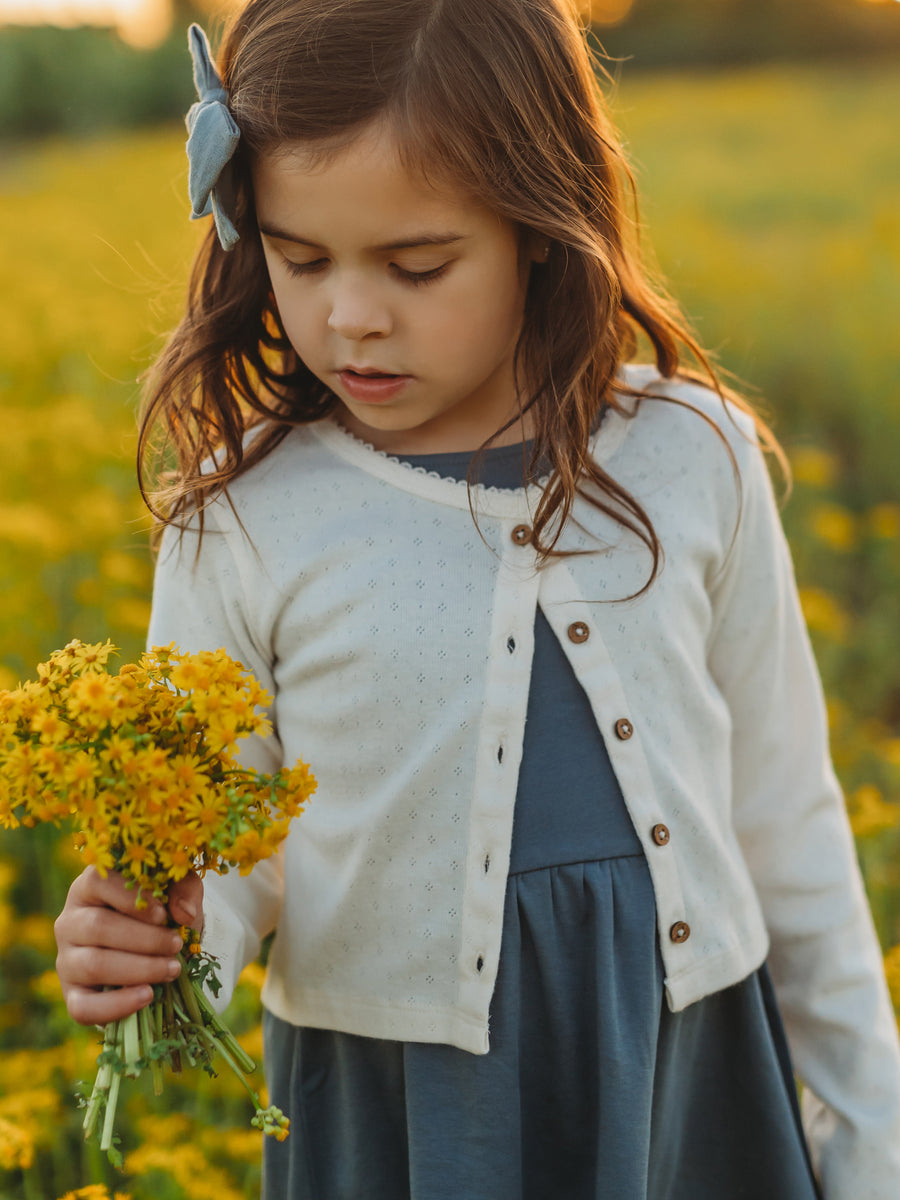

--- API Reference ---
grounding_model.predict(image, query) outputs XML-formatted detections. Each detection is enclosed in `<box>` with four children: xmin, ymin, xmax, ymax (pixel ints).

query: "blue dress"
<box><xmin>261</xmin><ymin>439</ymin><xmax>821</xmax><ymax>1200</ymax></box>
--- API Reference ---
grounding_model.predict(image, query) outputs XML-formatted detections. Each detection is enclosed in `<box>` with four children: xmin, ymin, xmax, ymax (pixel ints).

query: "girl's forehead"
<box><xmin>252</xmin><ymin>123</ymin><xmax>497</xmax><ymax>243</ymax></box>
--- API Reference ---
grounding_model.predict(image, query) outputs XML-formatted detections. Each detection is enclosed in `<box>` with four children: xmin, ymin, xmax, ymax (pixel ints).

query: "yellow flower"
<box><xmin>238</xmin><ymin>960</ymin><xmax>267</xmax><ymax>993</ymax></box>
<box><xmin>0</xmin><ymin>1115</ymin><xmax>33</xmax><ymax>1169</ymax></box>
<box><xmin>31</xmin><ymin>708</ymin><xmax>67</xmax><ymax>744</ymax></box>
<box><xmin>809</xmin><ymin>503</ymin><xmax>857</xmax><ymax>552</ymax></box>
<box><xmin>866</xmin><ymin>503</ymin><xmax>900</xmax><ymax>540</ymax></box>
<box><xmin>124</xmin><ymin>1143</ymin><xmax>245</xmax><ymax>1200</ymax></box>
<box><xmin>57</xmin><ymin>1188</ymin><xmax>132</xmax><ymax>1200</ymax></box>
<box><xmin>66</xmin><ymin>672</ymin><xmax>121</xmax><ymax>725</ymax></box>
<box><xmin>798</xmin><ymin>586</ymin><xmax>850</xmax><ymax>642</ymax></box>
<box><xmin>885</xmin><ymin>945</ymin><xmax>900</xmax><ymax>1014</ymax></box>
<box><xmin>55</xmin><ymin>640</ymin><xmax>117</xmax><ymax>673</ymax></box>
<box><xmin>31</xmin><ymin>968</ymin><xmax>64</xmax><ymax>1003</ymax></box>
<box><xmin>849</xmin><ymin>784</ymin><xmax>900</xmax><ymax>838</ymax></box>
<box><xmin>790</xmin><ymin>445</ymin><xmax>839</xmax><ymax>488</ymax></box>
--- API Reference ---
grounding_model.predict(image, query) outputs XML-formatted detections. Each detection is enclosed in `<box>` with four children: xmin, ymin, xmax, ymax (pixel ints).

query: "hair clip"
<box><xmin>185</xmin><ymin>23</ymin><xmax>241</xmax><ymax>252</ymax></box>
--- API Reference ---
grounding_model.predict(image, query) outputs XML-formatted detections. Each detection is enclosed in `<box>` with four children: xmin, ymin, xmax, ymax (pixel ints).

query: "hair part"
<box><xmin>139</xmin><ymin>0</ymin><xmax>789</xmax><ymax>594</ymax></box>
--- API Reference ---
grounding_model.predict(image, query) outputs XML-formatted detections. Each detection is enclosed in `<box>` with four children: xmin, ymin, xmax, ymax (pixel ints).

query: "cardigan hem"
<box><xmin>664</xmin><ymin>929</ymin><xmax>770</xmax><ymax>1013</ymax></box>
<box><xmin>261</xmin><ymin>978</ymin><xmax>492</xmax><ymax>1055</ymax></box>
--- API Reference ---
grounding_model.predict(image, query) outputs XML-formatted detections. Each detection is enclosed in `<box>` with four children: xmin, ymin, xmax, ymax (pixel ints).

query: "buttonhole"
<box><xmin>497</xmin><ymin>745</ymin><xmax>503</xmax><ymax>763</ymax></box>
<box><xmin>506</xmin><ymin>636</ymin><xmax>516</xmax><ymax>653</ymax></box>
<box><xmin>483</xmin><ymin>854</ymin><xmax>490</xmax><ymax>874</ymax></box>
<box><xmin>476</xmin><ymin>955</ymin><xmax>485</xmax><ymax>973</ymax></box>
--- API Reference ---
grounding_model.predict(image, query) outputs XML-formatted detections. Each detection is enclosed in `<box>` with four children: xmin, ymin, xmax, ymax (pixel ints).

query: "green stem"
<box><xmin>189</xmin><ymin>971</ymin><xmax>257</xmax><ymax>1073</ymax></box>
<box><xmin>163</xmin><ymin>982</ymin><xmax>181</xmax><ymax>1073</ymax></box>
<box><xmin>189</xmin><ymin>1020</ymin><xmax>264</xmax><ymax>1109</ymax></box>
<box><xmin>122</xmin><ymin>1009</ymin><xmax>141</xmax><ymax>1078</ymax></box>
<box><xmin>99</xmin><ymin>1061</ymin><xmax>121</xmax><ymax>1153</ymax></box>
<box><xmin>83</xmin><ymin>1023</ymin><xmax>117</xmax><ymax>1141</ymax></box>
<box><xmin>139</xmin><ymin>1002</ymin><xmax>164</xmax><ymax>1096</ymax></box>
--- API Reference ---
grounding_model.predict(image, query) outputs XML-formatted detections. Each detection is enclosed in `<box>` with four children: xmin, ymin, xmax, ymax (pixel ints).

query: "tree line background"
<box><xmin>1</xmin><ymin>0</ymin><xmax>899</xmax><ymax>137</ymax></box>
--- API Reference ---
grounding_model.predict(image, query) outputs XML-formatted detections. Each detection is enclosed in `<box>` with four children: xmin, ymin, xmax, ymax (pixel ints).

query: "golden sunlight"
<box><xmin>578</xmin><ymin>0</ymin><xmax>635</xmax><ymax>25</ymax></box>
<box><xmin>0</xmin><ymin>0</ymin><xmax>232</xmax><ymax>47</ymax></box>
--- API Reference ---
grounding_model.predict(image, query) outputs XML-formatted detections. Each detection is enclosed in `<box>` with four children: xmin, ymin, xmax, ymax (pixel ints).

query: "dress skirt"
<box><xmin>260</xmin><ymin>443</ymin><xmax>822</xmax><ymax>1200</ymax></box>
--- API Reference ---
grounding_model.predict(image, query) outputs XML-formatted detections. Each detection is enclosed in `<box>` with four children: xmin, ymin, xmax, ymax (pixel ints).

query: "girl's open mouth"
<box><xmin>338</xmin><ymin>369</ymin><xmax>412</xmax><ymax>403</ymax></box>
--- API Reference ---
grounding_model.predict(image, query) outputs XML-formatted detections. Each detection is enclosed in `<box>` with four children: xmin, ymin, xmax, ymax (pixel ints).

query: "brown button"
<box><xmin>614</xmin><ymin>718</ymin><xmax>633</xmax><ymax>740</ymax></box>
<box><xmin>651</xmin><ymin>823</ymin><xmax>670</xmax><ymax>846</ymax></box>
<box><xmin>567</xmin><ymin>621</ymin><xmax>590</xmax><ymax>644</ymax></box>
<box><xmin>669</xmin><ymin>921</ymin><xmax>691</xmax><ymax>943</ymax></box>
<box><xmin>511</xmin><ymin>524</ymin><xmax>532</xmax><ymax>546</ymax></box>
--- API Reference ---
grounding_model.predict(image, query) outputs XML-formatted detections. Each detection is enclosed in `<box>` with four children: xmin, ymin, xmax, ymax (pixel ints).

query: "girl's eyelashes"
<box><xmin>280</xmin><ymin>257</ymin><xmax>450</xmax><ymax>287</ymax></box>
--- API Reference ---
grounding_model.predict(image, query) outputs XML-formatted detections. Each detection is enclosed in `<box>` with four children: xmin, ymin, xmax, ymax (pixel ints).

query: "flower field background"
<box><xmin>1</xmin><ymin>60</ymin><xmax>899</xmax><ymax>1196</ymax></box>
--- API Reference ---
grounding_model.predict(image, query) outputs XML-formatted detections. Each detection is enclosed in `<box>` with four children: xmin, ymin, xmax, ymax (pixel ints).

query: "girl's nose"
<box><xmin>327</xmin><ymin>277</ymin><xmax>392</xmax><ymax>341</ymax></box>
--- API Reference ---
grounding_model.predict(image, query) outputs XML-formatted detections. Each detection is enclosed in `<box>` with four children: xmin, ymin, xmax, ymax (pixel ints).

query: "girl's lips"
<box><xmin>338</xmin><ymin>369</ymin><xmax>412</xmax><ymax>403</ymax></box>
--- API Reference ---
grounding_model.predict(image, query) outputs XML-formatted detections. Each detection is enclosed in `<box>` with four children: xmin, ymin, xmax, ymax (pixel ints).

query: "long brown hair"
<box><xmin>139</xmin><ymin>0</ymin><xmax>787</xmax><ymax>589</ymax></box>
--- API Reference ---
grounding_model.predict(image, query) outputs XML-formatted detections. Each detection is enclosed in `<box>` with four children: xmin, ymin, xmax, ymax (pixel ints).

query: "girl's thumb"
<box><xmin>167</xmin><ymin>871</ymin><xmax>205</xmax><ymax>933</ymax></box>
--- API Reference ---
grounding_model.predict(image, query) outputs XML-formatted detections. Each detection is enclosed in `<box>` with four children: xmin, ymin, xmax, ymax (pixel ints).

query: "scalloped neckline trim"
<box><xmin>327</xmin><ymin>420</ymin><xmax>549</xmax><ymax>491</ymax></box>
<box><xmin>304</xmin><ymin>354</ymin><xmax>666</xmax><ymax>514</ymax></box>
<box><xmin>308</xmin><ymin>400</ymin><xmax>635</xmax><ymax>519</ymax></box>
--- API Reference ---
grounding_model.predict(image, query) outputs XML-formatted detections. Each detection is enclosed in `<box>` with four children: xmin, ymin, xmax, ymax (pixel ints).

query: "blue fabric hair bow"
<box><xmin>185</xmin><ymin>23</ymin><xmax>241</xmax><ymax>252</ymax></box>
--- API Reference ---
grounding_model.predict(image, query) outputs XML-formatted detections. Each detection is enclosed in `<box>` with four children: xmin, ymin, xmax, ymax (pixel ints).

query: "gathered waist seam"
<box><xmin>507</xmin><ymin>850</ymin><xmax>646</xmax><ymax>879</ymax></box>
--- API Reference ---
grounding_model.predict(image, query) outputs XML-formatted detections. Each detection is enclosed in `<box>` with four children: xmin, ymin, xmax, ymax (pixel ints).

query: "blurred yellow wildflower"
<box><xmin>239</xmin><ymin>960</ymin><xmax>268</xmax><ymax>993</ymax></box>
<box><xmin>798</xmin><ymin>587</ymin><xmax>850</xmax><ymax>642</ymax></box>
<box><xmin>809</xmin><ymin>503</ymin><xmax>857</xmax><ymax>552</ymax></box>
<box><xmin>0</xmin><ymin>1115</ymin><xmax>33</xmax><ymax>1169</ymax></box>
<box><xmin>866</xmin><ymin>503</ymin><xmax>900</xmax><ymax>540</ymax></box>
<box><xmin>199</xmin><ymin>1124</ymin><xmax>264</xmax><ymax>1164</ymax></box>
<box><xmin>790</xmin><ymin>445</ymin><xmax>839</xmax><ymax>488</ymax></box>
<box><xmin>100</xmin><ymin>550</ymin><xmax>151</xmax><ymax>588</ymax></box>
<box><xmin>16</xmin><ymin>912</ymin><xmax>57</xmax><ymax>955</ymax></box>
<box><xmin>124</xmin><ymin>1142</ymin><xmax>246</xmax><ymax>1200</ymax></box>
<box><xmin>885</xmin><ymin>945</ymin><xmax>900</xmax><ymax>1016</ymax></box>
<box><xmin>31</xmin><ymin>969</ymin><xmax>64</xmax><ymax>1003</ymax></box>
<box><xmin>57</xmin><ymin>1188</ymin><xmax>131</xmax><ymax>1200</ymax></box>
<box><xmin>0</xmin><ymin>503</ymin><xmax>68</xmax><ymax>555</ymax></box>
<box><xmin>848</xmin><ymin>784</ymin><xmax>900</xmax><ymax>838</ymax></box>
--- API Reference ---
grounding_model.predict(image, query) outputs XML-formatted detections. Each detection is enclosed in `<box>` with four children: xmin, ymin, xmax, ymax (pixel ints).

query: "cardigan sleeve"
<box><xmin>147</xmin><ymin>510</ymin><xmax>285</xmax><ymax>1010</ymax></box>
<box><xmin>705</xmin><ymin>415</ymin><xmax>900</xmax><ymax>1199</ymax></box>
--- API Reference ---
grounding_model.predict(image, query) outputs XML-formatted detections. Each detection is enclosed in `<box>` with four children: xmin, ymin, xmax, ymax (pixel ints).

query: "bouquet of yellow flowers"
<box><xmin>0</xmin><ymin>639</ymin><xmax>316</xmax><ymax>1165</ymax></box>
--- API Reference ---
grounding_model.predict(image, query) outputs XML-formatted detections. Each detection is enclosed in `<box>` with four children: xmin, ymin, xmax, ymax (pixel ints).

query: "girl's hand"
<box><xmin>54</xmin><ymin>866</ymin><xmax>205</xmax><ymax>1026</ymax></box>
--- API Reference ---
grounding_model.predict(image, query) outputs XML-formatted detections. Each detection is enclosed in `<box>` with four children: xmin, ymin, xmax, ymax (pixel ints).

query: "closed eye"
<box><xmin>394</xmin><ymin>263</ymin><xmax>449</xmax><ymax>287</ymax></box>
<box><xmin>281</xmin><ymin>257</ymin><xmax>450</xmax><ymax>287</ymax></box>
<box><xmin>283</xmin><ymin>257</ymin><xmax>327</xmax><ymax>279</ymax></box>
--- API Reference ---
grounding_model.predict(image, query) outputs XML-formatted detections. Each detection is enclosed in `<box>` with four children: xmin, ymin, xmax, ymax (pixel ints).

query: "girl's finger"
<box><xmin>57</xmin><ymin>904</ymin><xmax>185</xmax><ymax>960</ymax></box>
<box><xmin>64</xmin><ymin>983</ymin><xmax>157</xmax><ymax>1027</ymax></box>
<box><xmin>59</xmin><ymin>944</ymin><xmax>182</xmax><ymax>993</ymax></box>
<box><xmin>166</xmin><ymin>871</ymin><xmax>204</xmax><ymax>932</ymax></box>
<box><xmin>69</xmin><ymin>866</ymin><xmax>168</xmax><ymax>925</ymax></box>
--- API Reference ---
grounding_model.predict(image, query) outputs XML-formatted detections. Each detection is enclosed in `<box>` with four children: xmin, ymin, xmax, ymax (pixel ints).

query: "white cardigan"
<box><xmin>147</xmin><ymin>365</ymin><xmax>900</xmax><ymax>1197</ymax></box>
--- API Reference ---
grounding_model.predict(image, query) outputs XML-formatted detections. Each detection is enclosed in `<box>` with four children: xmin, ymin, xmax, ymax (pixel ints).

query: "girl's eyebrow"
<box><xmin>257</xmin><ymin>224</ymin><xmax>466</xmax><ymax>252</ymax></box>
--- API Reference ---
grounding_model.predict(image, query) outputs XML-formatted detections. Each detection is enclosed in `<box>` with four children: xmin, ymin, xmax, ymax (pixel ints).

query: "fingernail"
<box><xmin>181</xmin><ymin>903</ymin><xmax>199</xmax><ymax>923</ymax></box>
<box><xmin>150</xmin><ymin>905</ymin><xmax>168</xmax><ymax>925</ymax></box>
<box><xmin>167</xmin><ymin>959</ymin><xmax>181</xmax><ymax>979</ymax></box>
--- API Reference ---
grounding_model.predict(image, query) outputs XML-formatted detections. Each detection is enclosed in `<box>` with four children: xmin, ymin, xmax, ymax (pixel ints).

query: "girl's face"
<box><xmin>253</xmin><ymin>121</ymin><xmax>543</xmax><ymax>455</ymax></box>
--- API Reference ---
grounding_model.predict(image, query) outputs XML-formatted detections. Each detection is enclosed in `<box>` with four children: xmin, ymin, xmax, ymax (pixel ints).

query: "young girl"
<box><xmin>54</xmin><ymin>1</ymin><xmax>900</xmax><ymax>1196</ymax></box>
